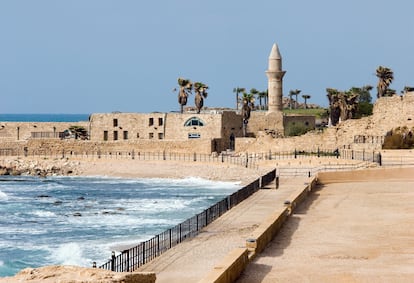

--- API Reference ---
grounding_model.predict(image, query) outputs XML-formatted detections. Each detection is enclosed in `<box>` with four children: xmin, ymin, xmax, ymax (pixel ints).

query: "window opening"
<box><xmin>184</xmin><ymin>117</ymin><xmax>205</xmax><ymax>127</ymax></box>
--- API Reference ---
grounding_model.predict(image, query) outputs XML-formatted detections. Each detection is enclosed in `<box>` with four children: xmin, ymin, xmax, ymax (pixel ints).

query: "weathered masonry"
<box><xmin>88</xmin><ymin>111</ymin><xmax>244</xmax><ymax>151</ymax></box>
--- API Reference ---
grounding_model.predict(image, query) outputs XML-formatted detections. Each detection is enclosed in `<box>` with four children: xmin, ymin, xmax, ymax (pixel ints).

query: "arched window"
<box><xmin>184</xmin><ymin>117</ymin><xmax>205</xmax><ymax>127</ymax></box>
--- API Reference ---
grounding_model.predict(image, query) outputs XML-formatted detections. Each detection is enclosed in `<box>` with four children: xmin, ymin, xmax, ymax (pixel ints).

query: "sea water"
<box><xmin>0</xmin><ymin>114</ymin><xmax>89</xmax><ymax>122</ymax></box>
<box><xmin>0</xmin><ymin>175</ymin><xmax>240</xmax><ymax>277</ymax></box>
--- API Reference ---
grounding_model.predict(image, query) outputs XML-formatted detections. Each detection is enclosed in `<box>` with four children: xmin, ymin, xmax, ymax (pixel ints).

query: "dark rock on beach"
<box><xmin>0</xmin><ymin>158</ymin><xmax>80</xmax><ymax>177</ymax></box>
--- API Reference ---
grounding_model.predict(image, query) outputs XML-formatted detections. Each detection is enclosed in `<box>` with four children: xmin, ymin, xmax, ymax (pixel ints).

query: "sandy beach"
<box><xmin>0</xmin><ymin>157</ymin><xmax>273</xmax><ymax>185</ymax></box>
<box><xmin>75</xmin><ymin>159</ymin><xmax>272</xmax><ymax>185</ymax></box>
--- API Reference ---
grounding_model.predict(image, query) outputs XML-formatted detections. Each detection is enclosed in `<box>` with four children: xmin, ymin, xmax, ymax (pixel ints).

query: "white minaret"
<box><xmin>266</xmin><ymin>43</ymin><xmax>286</xmax><ymax>113</ymax></box>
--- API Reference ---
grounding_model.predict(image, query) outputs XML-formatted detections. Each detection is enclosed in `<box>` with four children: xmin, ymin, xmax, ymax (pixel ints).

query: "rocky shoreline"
<box><xmin>0</xmin><ymin>158</ymin><xmax>80</xmax><ymax>177</ymax></box>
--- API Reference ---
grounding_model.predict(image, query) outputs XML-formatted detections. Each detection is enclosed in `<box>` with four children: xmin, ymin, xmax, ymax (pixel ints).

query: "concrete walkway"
<box><xmin>136</xmin><ymin>176</ymin><xmax>310</xmax><ymax>283</ymax></box>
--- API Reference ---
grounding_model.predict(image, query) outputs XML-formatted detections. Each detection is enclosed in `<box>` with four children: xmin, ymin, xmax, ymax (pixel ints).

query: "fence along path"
<box><xmin>97</xmin><ymin>169</ymin><xmax>276</xmax><ymax>272</ymax></box>
<box><xmin>0</xmin><ymin>147</ymin><xmax>384</xmax><ymax>169</ymax></box>
<box><xmin>0</xmin><ymin>149</ymin><xmax>258</xmax><ymax>169</ymax></box>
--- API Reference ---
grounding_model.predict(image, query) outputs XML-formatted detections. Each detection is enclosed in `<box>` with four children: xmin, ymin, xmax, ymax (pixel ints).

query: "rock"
<box><xmin>0</xmin><ymin>265</ymin><xmax>156</xmax><ymax>283</ymax></box>
<box><xmin>37</xmin><ymin>195</ymin><xmax>50</xmax><ymax>198</ymax></box>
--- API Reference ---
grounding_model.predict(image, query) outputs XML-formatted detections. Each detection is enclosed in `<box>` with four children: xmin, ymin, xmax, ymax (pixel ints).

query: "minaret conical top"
<box><xmin>269</xmin><ymin>43</ymin><xmax>281</xmax><ymax>60</ymax></box>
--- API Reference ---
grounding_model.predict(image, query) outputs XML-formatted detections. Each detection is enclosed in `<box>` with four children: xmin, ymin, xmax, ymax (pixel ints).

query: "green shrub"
<box><xmin>285</xmin><ymin>124</ymin><xmax>311</xmax><ymax>136</ymax></box>
<box><xmin>383</xmin><ymin>128</ymin><xmax>414</xmax><ymax>149</ymax></box>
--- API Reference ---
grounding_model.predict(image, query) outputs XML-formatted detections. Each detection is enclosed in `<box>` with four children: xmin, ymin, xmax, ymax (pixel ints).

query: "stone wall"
<box><xmin>283</xmin><ymin>114</ymin><xmax>316</xmax><ymax>136</ymax></box>
<box><xmin>236</xmin><ymin>93</ymin><xmax>414</xmax><ymax>153</ymax></box>
<box><xmin>0</xmin><ymin>138</ymin><xmax>217</xmax><ymax>156</ymax></box>
<box><xmin>0</xmin><ymin>122</ymin><xmax>88</xmax><ymax>141</ymax></box>
<box><xmin>247</xmin><ymin>112</ymin><xmax>284</xmax><ymax>137</ymax></box>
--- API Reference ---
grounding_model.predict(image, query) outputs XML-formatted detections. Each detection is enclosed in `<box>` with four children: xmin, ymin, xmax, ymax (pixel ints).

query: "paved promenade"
<box><xmin>237</xmin><ymin>176</ymin><xmax>414</xmax><ymax>282</ymax></box>
<box><xmin>136</xmin><ymin>176</ymin><xmax>310</xmax><ymax>283</ymax></box>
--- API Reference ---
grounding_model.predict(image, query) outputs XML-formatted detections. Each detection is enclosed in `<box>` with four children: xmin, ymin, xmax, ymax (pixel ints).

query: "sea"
<box><xmin>0</xmin><ymin>175</ymin><xmax>241</xmax><ymax>277</ymax></box>
<box><xmin>0</xmin><ymin>113</ymin><xmax>90</xmax><ymax>122</ymax></box>
<box><xmin>0</xmin><ymin>113</ymin><xmax>241</xmax><ymax>277</ymax></box>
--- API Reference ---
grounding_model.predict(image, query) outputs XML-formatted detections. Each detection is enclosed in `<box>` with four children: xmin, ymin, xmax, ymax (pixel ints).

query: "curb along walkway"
<box><xmin>136</xmin><ymin>176</ymin><xmax>310</xmax><ymax>283</ymax></box>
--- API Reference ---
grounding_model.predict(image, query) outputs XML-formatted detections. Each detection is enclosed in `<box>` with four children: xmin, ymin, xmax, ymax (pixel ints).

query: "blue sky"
<box><xmin>1</xmin><ymin>0</ymin><xmax>413</xmax><ymax>114</ymax></box>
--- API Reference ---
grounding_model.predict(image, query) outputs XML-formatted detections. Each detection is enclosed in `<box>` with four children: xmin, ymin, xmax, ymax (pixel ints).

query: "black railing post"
<box><xmin>317</xmin><ymin>147</ymin><xmax>320</xmax><ymax>157</ymax></box>
<box><xmin>142</xmin><ymin>242</ymin><xmax>146</xmax><ymax>265</ymax></box>
<box><xmin>125</xmin><ymin>250</ymin><xmax>130</xmax><ymax>272</ymax></box>
<box><xmin>294</xmin><ymin>149</ymin><xmax>297</xmax><ymax>159</ymax></box>
<box><xmin>205</xmin><ymin>209</ymin><xmax>208</xmax><ymax>226</ymax></box>
<box><xmin>111</xmin><ymin>251</ymin><xmax>116</xmax><ymax>271</ymax></box>
<box><xmin>157</xmin><ymin>235</ymin><xmax>160</xmax><ymax>256</ymax></box>
<box><xmin>169</xmin><ymin>229</ymin><xmax>172</xmax><ymax>248</ymax></box>
<box><xmin>179</xmin><ymin>223</ymin><xmax>182</xmax><ymax>243</ymax></box>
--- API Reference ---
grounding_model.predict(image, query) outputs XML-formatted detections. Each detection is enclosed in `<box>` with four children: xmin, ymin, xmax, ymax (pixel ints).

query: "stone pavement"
<box><xmin>136</xmin><ymin>176</ymin><xmax>310</xmax><ymax>283</ymax></box>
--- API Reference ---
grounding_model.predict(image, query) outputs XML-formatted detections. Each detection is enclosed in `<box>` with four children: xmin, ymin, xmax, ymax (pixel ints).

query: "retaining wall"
<box><xmin>199</xmin><ymin>176</ymin><xmax>318</xmax><ymax>283</ymax></box>
<box><xmin>317</xmin><ymin>167</ymin><xmax>414</xmax><ymax>183</ymax></box>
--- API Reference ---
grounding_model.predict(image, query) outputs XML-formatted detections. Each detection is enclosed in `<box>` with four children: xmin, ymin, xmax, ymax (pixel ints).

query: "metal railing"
<box><xmin>247</xmin><ymin>148</ymin><xmax>382</xmax><ymax>164</ymax></box>
<box><xmin>276</xmin><ymin>162</ymin><xmax>373</xmax><ymax>177</ymax></box>
<box><xmin>97</xmin><ymin>169</ymin><xmax>275</xmax><ymax>272</ymax></box>
<box><xmin>0</xmin><ymin>149</ymin><xmax>258</xmax><ymax>169</ymax></box>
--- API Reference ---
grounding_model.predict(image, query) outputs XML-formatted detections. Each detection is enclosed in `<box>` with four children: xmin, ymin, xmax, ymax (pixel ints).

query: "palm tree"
<box><xmin>242</xmin><ymin>92</ymin><xmax>255</xmax><ymax>107</ymax></box>
<box><xmin>249</xmin><ymin>88</ymin><xmax>259</xmax><ymax>110</ymax></box>
<box><xmin>402</xmin><ymin>86</ymin><xmax>414</xmax><ymax>93</ymax></box>
<box><xmin>177</xmin><ymin>78</ymin><xmax>193</xmax><ymax>113</ymax></box>
<box><xmin>241</xmin><ymin>92</ymin><xmax>254</xmax><ymax>137</ymax></box>
<box><xmin>302</xmin><ymin>94</ymin><xmax>311</xmax><ymax>109</ymax></box>
<box><xmin>376</xmin><ymin>66</ymin><xmax>394</xmax><ymax>98</ymax></box>
<box><xmin>288</xmin><ymin>89</ymin><xmax>299</xmax><ymax>110</ymax></box>
<box><xmin>289</xmin><ymin>89</ymin><xmax>301</xmax><ymax>109</ymax></box>
<box><xmin>257</xmin><ymin>90</ymin><xmax>267</xmax><ymax>110</ymax></box>
<box><xmin>194</xmin><ymin>82</ymin><xmax>208</xmax><ymax>114</ymax></box>
<box><xmin>263</xmin><ymin>89</ymin><xmax>268</xmax><ymax>110</ymax></box>
<box><xmin>233</xmin><ymin>87</ymin><xmax>245</xmax><ymax>111</ymax></box>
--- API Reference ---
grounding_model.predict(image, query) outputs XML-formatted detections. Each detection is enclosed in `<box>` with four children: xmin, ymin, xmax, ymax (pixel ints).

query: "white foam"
<box><xmin>32</xmin><ymin>210</ymin><xmax>56</xmax><ymax>217</ymax></box>
<box><xmin>141</xmin><ymin>176</ymin><xmax>240</xmax><ymax>188</ymax></box>
<box><xmin>0</xmin><ymin>190</ymin><xmax>8</xmax><ymax>201</ymax></box>
<box><xmin>48</xmin><ymin>242</ymin><xmax>89</xmax><ymax>266</ymax></box>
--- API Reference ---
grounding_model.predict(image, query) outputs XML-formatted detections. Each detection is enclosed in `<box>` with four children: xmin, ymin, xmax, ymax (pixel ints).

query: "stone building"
<box><xmin>88</xmin><ymin>111</ymin><xmax>243</xmax><ymax>152</ymax></box>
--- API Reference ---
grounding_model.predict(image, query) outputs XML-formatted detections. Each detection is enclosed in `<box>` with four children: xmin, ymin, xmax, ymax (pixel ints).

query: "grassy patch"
<box><xmin>283</xmin><ymin>108</ymin><xmax>328</xmax><ymax>118</ymax></box>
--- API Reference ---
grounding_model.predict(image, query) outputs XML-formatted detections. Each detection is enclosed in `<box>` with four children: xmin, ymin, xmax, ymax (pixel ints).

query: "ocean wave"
<box><xmin>140</xmin><ymin>176</ymin><xmax>240</xmax><ymax>188</ymax></box>
<box><xmin>0</xmin><ymin>190</ymin><xmax>8</xmax><ymax>201</ymax></box>
<box><xmin>48</xmin><ymin>242</ymin><xmax>90</xmax><ymax>267</ymax></box>
<box><xmin>32</xmin><ymin>210</ymin><xmax>56</xmax><ymax>218</ymax></box>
